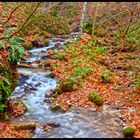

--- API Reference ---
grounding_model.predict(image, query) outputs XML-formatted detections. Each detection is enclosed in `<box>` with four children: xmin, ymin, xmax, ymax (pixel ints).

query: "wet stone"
<box><xmin>34</xmin><ymin>82</ymin><xmax>42</xmax><ymax>87</ymax></box>
<box><xmin>46</xmin><ymin>122</ymin><xmax>60</xmax><ymax>128</ymax></box>
<box><xmin>45</xmin><ymin>90</ymin><xmax>53</xmax><ymax>98</ymax></box>
<box><xmin>43</xmin><ymin>98</ymin><xmax>51</xmax><ymax>103</ymax></box>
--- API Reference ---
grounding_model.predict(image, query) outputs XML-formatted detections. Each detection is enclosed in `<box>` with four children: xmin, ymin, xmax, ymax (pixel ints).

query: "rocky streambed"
<box><xmin>9</xmin><ymin>33</ymin><xmax>124</xmax><ymax>138</ymax></box>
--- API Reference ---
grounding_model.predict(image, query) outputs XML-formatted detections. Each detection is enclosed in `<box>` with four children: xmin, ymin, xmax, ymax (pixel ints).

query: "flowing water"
<box><xmin>10</xmin><ymin>33</ymin><xmax>124</xmax><ymax>138</ymax></box>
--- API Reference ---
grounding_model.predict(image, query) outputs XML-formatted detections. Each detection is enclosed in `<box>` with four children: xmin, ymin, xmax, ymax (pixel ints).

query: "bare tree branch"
<box><xmin>97</xmin><ymin>7</ymin><xmax>132</xmax><ymax>26</ymax></box>
<box><xmin>20</xmin><ymin>2</ymin><xmax>62</xmax><ymax>33</ymax></box>
<box><xmin>124</xmin><ymin>10</ymin><xmax>134</xmax><ymax>37</ymax></box>
<box><xmin>3</xmin><ymin>2</ymin><xmax>26</xmax><ymax>26</ymax></box>
<box><xmin>0</xmin><ymin>2</ymin><xmax>41</xmax><ymax>40</ymax></box>
<box><xmin>128</xmin><ymin>11</ymin><xmax>140</xmax><ymax>34</ymax></box>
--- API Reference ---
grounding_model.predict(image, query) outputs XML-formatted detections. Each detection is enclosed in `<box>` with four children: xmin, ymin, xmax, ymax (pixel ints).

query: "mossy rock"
<box><xmin>50</xmin><ymin>65</ymin><xmax>54</xmax><ymax>71</ymax></box>
<box><xmin>99</xmin><ymin>72</ymin><xmax>112</xmax><ymax>84</ymax></box>
<box><xmin>2</xmin><ymin>112</ymin><xmax>10</xmax><ymax>121</ymax></box>
<box><xmin>44</xmin><ymin>61</ymin><xmax>51</xmax><ymax>67</ymax></box>
<box><xmin>60</xmin><ymin>82</ymin><xmax>74</xmax><ymax>92</ymax></box>
<box><xmin>24</xmin><ymin>45</ymin><xmax>33</xmax><ymax>50</ymax></box>
<box><xmin>53</xmin><ymin>88</ymin><xmax>62</xmax><ymax>97</ymax></box>
<box><xmin>123</xmin><ymin>126</ymin><xmax>135</xmax><ymax>137</ymax></box>
<box><xmin>88</xmin><ymin>92</ymin><xmax>103</xmax><ymax>105</ymax></box>
<box><xmin>46</xmin><ymin>72</ymin><xmax>55</xmax><ymax>78</ymax></box>
<box><xmin>50</xmin><ymin>105</ymin><xmax>61</xmax><ymax>110</ymax></box>
<box><xmin>50</xmin><ymin>104</ymin><xmax>66</xmax><ymax>112</ymax></box>
<box><xmin>38</xmin><ymin>63</ymin><xmax>43</xmax><ymax>67</ymax></box>
<box><xmin>54</xmin><ymin>54</ymin><xmax>67</xmax><ymax>61</ymax></box>
<box><xmin>100</xmin><ymin>75</ymin><xmax>111</xmax><ymax>84</ymax></box>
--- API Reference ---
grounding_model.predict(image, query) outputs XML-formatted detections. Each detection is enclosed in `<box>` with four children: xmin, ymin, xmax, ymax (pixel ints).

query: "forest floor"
<box><xmin>47</xmin><ymin>33</ymin><xmax>140</xmax><ymax>138</ymax></box>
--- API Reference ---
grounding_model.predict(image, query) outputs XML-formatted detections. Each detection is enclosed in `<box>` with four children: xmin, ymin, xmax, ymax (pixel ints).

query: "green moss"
<box><xmin>60</xmin><ymin>81</ymin><xmax>74</xmax><ymax>92</ymax></box>
<box><xmin>53</xmin><ymin>88</ymin><xmax>62</xmax><ymax>97</ymax></box>
<box><xmin>38</xmin><ymin>63</ymin><xmax>43</xmax><ymax>67</ymax></box>
<box><xmin>88</xmin><ymin>92</ymin><xmax>103</xmax><ymax>105</ymax></box>
<box><xmin>50</xmin><ymin>65</ymin><xmax>54</xmax><ymax>71</ymax></box>
<box><xmin>134</xmin><ymin>76</ymin><xmax>140</xmax><ymax>88</ymax></box>
<box><xmin>50</xmin><ymin>104</ymin><xmax>66</xmax><ymax>112</ymax></box>
<box><xmin>53</xmin><ymin>53</ymin><xmax>67</xmax><ymax>61</ymax></box>
<box><xmin>83</xmin><ymin>19</ymin><xmax>92</xmax><ymax>34</ymax></box>
<box><xmin>94</xmin><ymin>45</ymin><xmax>106</xmax><ymax>54</ymax></box>
<box><xmin>100</xmin><ymin>75</ymin><xmax>111</xmax><ymax>84</ymax></box>
<box><xmin>50</xmin><ymin>105</ymin><xmax>61</xmax><ymax>110</ymax></box>
<box><xmin>123</xmin><ymin>126</ymin><xmax>135</xmax><ymax>137</ymax></box>
<box><xmin>4</xmin><ymin>112</ymin><xmax>10</xmax><ymax>121</ymax></box>
<box><xmin>99</xmin><ymin>71</ymin><xmax>112</xmax><ymax>84</ymax></box>
<box><xmin>46</xmin><ymin>72</ymin><xmax>55</xmax><ymax>78</ymax></box>
<box><xmin>44</xmin><ymin>61</ymin><xmax>51</xmax><ymax>67</ymax></box>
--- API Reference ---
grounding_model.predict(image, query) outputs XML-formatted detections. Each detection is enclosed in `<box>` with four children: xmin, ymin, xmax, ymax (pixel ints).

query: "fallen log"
<box><xmin>17</xmin><ymin>63</ymin><xmax>34</xmax><ymax>68</ymax></box>
<box><xmin>14</xmin><ymin>122</ymin><xmax>36</xmax><ymax>131</ymax></box>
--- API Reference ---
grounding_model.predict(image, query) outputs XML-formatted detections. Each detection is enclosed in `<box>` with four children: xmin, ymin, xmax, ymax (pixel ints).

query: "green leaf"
<box><xmin>0</xmin><ymin>94</ymin><xmax>2</xmax><ymax>100</ymax></box>
<box><xmin>0</xmin><ymin>42</ymin><xmax>6</xmax><ymax>49</ymax></box>
<box><xmin>0</xmin><ymin>103</ymin><xmax>7</xmax><ymax>111</ymax></box>
<box><xmin>89</xmin><ymin>41</ymin><xmax>96</xmax><ymax>46</ymax></box>
<box><xmin>9</xmin><ymin>37</ymin><xmax>26</xmax><ymax>45</ymax></box>
<box><xmin>3</xmin><ymin>27</ymin><xmax>17</xmax><ymax>37</ymax></box>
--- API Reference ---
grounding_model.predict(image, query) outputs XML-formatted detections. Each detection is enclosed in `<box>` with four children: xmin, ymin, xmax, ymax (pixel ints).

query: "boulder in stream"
<box><xmin>40</xmin><ymin>55</ymin><xmax>48</xmax><ymax>60</ymax></box>
<box><xmin>32</xmin><ymin>40</ymin><xmax>43</xmax><ymax>48</ymax></box>
<box><xmin>42</xmin><ymin>122</ymin><xmax>60</xmax><ymax>132</ymax></box>
<box><xmin>54</xmin><ymin>43</ymin><xmax>61</xmax><ymax>47</ymax></box>
<box><xmin>43</xmin><ymin>98</ymin><xmax>51</xmax><ymax>103</ymax></box>
<box><xmin>45</xmin><ymin>90</ymin><xmax>54</xmax><ymax>98</ymax></box>
<box><xmin>50</xmin><ymin>104</ymin><xmax>66</xmax><ymax>112</ymax></box>
<box><xmin>46</xmin><ymin>122</ymin><xmax>60</xmax><ymax>128</ymax></box>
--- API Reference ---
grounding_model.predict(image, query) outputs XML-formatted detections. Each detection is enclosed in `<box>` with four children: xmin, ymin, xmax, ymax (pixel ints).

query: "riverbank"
<box><xmin>46</xmin><ymin>35</ymin><xmax>140</xmax><ymax>138</ymax></box>
<box><xmin>0</xmin><ymin>34</ymin><xmax>127</xmax><ymax>138</ymax></box>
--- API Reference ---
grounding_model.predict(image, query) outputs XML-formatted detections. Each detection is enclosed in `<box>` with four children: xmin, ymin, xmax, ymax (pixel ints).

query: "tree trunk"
<box><xmin>91</xmin><ymin>2</ymin><xmax>98</xmax><ymax>39</ymax></box>
<box><xmin>78</xmin><ymin>2</ymin><xmax>87</xmax><ymax>39</ymax></box>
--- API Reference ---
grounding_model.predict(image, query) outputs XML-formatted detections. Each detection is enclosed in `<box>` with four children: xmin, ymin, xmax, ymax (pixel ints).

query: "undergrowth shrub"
<box><xmin>0</xmin><ymin>27</ymin><xmax>26</xmax><ymax>117</ymax></box>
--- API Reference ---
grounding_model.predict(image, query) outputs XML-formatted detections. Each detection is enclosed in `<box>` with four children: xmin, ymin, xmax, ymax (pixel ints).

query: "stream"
<box><xmin>10</xmin><ymin>33</ymin><xmax>124</xmax><ymax>138</ymax></box>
